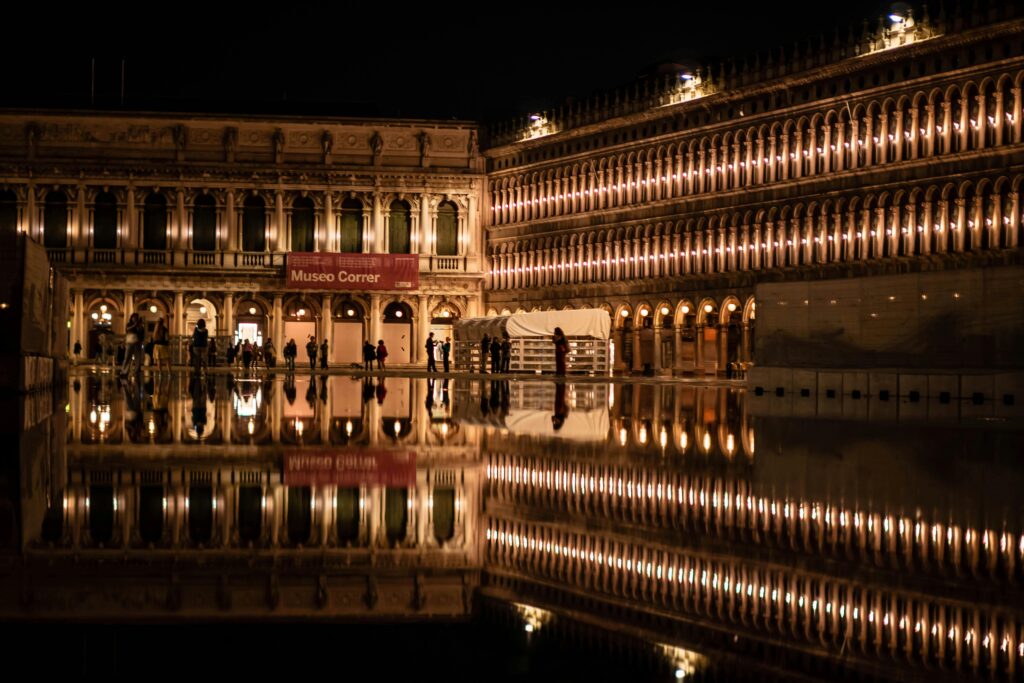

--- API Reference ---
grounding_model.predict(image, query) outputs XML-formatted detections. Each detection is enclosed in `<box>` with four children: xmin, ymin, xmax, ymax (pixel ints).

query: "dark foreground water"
<box><xmin>2</xmin><ymin>369</ymin><xmax>1021</xmax><ymax>682</ymax></box>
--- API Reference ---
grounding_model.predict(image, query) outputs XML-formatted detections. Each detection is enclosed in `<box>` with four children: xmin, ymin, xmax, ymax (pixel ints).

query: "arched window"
<box><xmin>143</xmin><ymin>193</ymin><xmax>167</xmax><ymax>250</ymax></box>
<box><xmin>388</xmin><ymin>200</ymin><xmax>411</xmax><ymax>254</ymax></box>
<box><xmin>193</xmin><ymin>195</ymin><xmax>217</xmax><ymax>251</ymax></box>
<box><xmin>291</xmin><ymin>196</ymin><xmax>315</xmax><ymax>252</ymax></box>
<box><xmin>339</xmin><ymin>198</ymin><xmax>362</xmax><ymax>253</ymax></box>
<box><xmin>243</xmin><ymin>196</ymin><xmax>266</xmax><ymax>252</ymax></box>
<box><xmin>435</xmin><ymin>200</ymin><xmax>457</xmax><ymax>256</ymax></box>
<box><xmin>0</xmin><ymin>190</ymin><xmax>17</xmax><ymax>236</ymax></box>
<box><xmin>93</xmin><ymin>192</ymin><xmax>117</xmax><ymax>249</ymax></box>
<box><xmin>43</xmin><ymin>191</ymin><xmax>68</xmax><ymax>248</ymax></box>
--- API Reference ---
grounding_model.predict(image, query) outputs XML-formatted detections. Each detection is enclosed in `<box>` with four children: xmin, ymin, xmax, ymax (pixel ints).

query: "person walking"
<box><xmin>376</xmin><ymin>339</ymin><xmax>388</xmax><ymax>370</ymax></box>
<box><xmin>441</xmin><ymin>337</ymin><xmax>451</xmax><ymax>373</ymax></box>
<box><xmin>225</xmin><ymin>340</ymin><xmax>237</xmax><ymax>367</ymax></box>
<box><xmin>72</xmin><ymin>340</ymin><xmax>82</xmax><ymax>364</ymax></box>
<box><xmin>553</xmin><ymin>326</ymin><xmax>569</xmax><ymax>376</ymax></box>
<box><xmin>207</xmin><ymin>338</ymin><xmax>218</xmax><ymax>368</ymax></box>
<box><xmin>319</xmin><ymin>338</ymin><xmax>329</xmax><ymax>370</ymax></box>
<box><xmin>121</xmin><ymin>313</ymin><xmax>145</xmax><ymax>377</ymax></box>
<box><xmin>363</xmin><ymin>340</ymin><xmax>376</xmax><ymax>371</ymax></box>
<box><xmin>500</xmin><ymin>333</ymin><xmax>511</xmax><ymax>373</ymax></box>
<box><xmin>242</xmin><ymin>339</ymin><xmax>253</xmax><ymax>372</ymax></box>
<box><xmin>479</xmin><ymin>334</ymin><xmax>490</xmax><ymax>374</ymax></box>
<box><xmin>306</xmin><ymin>336</ymin><xmax>317</xmax><ymax>370</ymax></box>
<box><xmin>264</xmin><ymin>338</ymin><xmax>276</xmax><ymax>368</ymax></box>
<box><xmin>490</xmin><ymin>335</ymin><xmax>501</xmax><ymax>374</ymax></box>
<box><xmin>284</xmin><ymin>338</ymin><xmax>297</xmax><ymax>371</ymax></box>
<box><xmin>425</xmin><ymin>332</ymin><xmax>437</xmax><ymax>372</ymax></box>
<box><xmin>151</xmin><ymin>318</ymin><xmax>169</xmax><ymax>373</ymax></box>
<box><xmin>191</xmin><ymin>318</ymin><xmax>210</xmax><ymax>374</ymax></box>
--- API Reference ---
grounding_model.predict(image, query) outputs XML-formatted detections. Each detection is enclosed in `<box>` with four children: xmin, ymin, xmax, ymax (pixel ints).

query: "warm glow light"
<box><xmin>91</xmin><ymin>312</ymin><xmax>99</xmax><ymax>320</ymax></box>
<box><xmin>704</xmin><ymin>304</ymin><xmax>713</xmax><ymax>313</ymax></box>
<box><xmin>199</xmin><ymin>306</ymin><xmax>207</xmax><ymax>314</ymax></box>
<box><xmin>149</xmin><ymin>305</ymin><xmax>158</xmax><ymax>314</ymax></box>
<box><xmin>297</xmin><ymin>308</ymin><xmax>306</xmax><ymax>317</ymax></box>
<box><xmin>620</xmin><ymin>310</ymin><xmax>629</xmax><ymax>317</ymax></box>
<box><xmin>395</xmin><ymin>310</ymin><xmax>403</xmax><ymax>318</ymax></box>
<box><xmin>660</xmin><ymin>306</ymin><xmax>670</xmax><ymax>315</ymax></box>
<box><xmin>727</xmin><ymin>303</ymin><xmax>737</xmax><ymax>312</ymax></box>
<box><xmin>681</xmin><ymin>305</ymin><xmax>689</xmax><ymax>314</ymax></box>
<box><xmin>248</xmin><ymin>307</ymin><xmax>257</xmax><ymax>315</ymax></box>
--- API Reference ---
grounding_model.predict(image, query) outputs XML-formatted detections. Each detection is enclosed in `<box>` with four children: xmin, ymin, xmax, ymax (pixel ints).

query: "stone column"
<box><xmin>126</xmin><ymin>187</ymin><xmax>137</xmax><ymax>249</ymax></box>
<box><xmin>71</xmin><ymin>290</ymin><xmax>84</xmax><ymax>358</ymax></box>
<box><xmin>223</xmin><ymin>292</ymin><xmax>234</xmax><ymax>345</ymax></box>
<box><xmin>370</xmin><ymin>295</ymin><xmax>382</xmax><ymax>346</ymax></box>
<box><xmin>631</xmin><ymin>325</ymin><xmax>642</xmax><ymax>373</ymax></box>
<box><xmin>123</xmin><ymin>291</ymin><xmax>134</xmax><ymax>334</ymax></box>
<box><xmin>652</xmin><ymin>327</ymin><xmax>662</xmax><ymax>375</ymax></box>
<box><xmin>694</xmin><ymin>324</ymin><xmax>705</xmax><ymax>375</ymax></box>
<box><xmin>173</xmin><ymin>291</ymin><xmax>184</xmax><ymax>337</ymax></box>
<box><xmin>274</xmin><ymin>191</ymin><xmax>284</xmax><ymax>253</ymax></box>
<box><xmin>225</xmin><ymin>191</ymin><xmax>236</xmax><ymax>252</ymax></box>
<box><xmin>416</xmin><ymin>296</ymin><xmax>429</xmax><ymax>365</ymax></box>
<box><xmin>673</xmin><ymin>326</ymin><xmax>683</xmax><ymax>375</ymax></box>
<box><xmin>716</xmin><ymin>324</ymin><xmax>729</xmax><ymax>377</ymax></box>
<box><xmin>741</xmin><ymin>323</ymin><xmax>752</xmax><ymax>363</ymax></box>
<box><xmin>322</xmin><ymin>192</ymin><xmax>333</xmax><ymax>253</ymax></box>
<box><xmin>176</xmin><ymin>188</ymin><xmax>186</xmax><ymax>251</ymax></box>
<box><xmin>419</xmin><ymin>192</ymin><xmax>431</xmax><ymax>255</ymax></box>
<box><xmin>322</xmin><ymin>294</ymin><xmax>333</xmax><ymax>363</ymax></box>
<box><xmin>272</xmin><ymin>294</ymin><xmax>283</xmax><ymax>353</ymax></box>
<box><xmin>372</xmin><ymin>192</ymin><xmax>384</xmax><ymax>253</ymax></box>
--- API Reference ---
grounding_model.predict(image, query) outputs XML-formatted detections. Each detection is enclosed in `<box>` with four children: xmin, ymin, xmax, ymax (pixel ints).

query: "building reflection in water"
<box><xmin>5</xmin><ymin>370</ymin><xmax>1023</xmax><ymax>681</ymax></box>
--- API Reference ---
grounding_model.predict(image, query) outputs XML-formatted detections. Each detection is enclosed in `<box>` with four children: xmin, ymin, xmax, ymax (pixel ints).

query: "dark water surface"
<box><xmin>3</xmin><ymin>369</ymin><xmax>1022</xmax><ymax>681</ymax></box>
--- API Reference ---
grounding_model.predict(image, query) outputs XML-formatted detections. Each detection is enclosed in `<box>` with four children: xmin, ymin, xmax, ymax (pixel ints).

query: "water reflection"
<box><xmin>9</xmin><ymin>369</ymin><xmax>1024</xmax><ymax>680</ymax></box>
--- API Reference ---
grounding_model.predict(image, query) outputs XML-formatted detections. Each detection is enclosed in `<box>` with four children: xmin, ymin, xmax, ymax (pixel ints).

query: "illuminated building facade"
<box><xmin>0</xmin><ymin>113</ymin><xmax>485</xmax><ymax>365</ymax></box>
<box><xmin>482</xmin><ymin>8</ymin><xmax>1024</xmax><ymax>380</ymax></box>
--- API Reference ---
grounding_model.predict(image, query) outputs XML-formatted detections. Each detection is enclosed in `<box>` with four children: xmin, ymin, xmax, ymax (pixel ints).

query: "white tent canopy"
<box><xmin>454</xmin><ymin>309</ymin><xmax>611</xmax><ymax>342</ymax></box>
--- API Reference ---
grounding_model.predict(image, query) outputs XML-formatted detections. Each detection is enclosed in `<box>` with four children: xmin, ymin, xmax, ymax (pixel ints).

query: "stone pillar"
<box><xmin>716</xmin><ymin>324</ymin><xmax>729</xmax><ymax>377</ymax></box>
<box><xmin>419</xmin><ymin>192</ymin><xmax>431</xmax><ymax>255</ymax></box>
<box><xmin>126</xmin><ymin>187</ymin><xmax>137</xmax><ymax>249</ymax></box>
<box><xmin>694</xmin><ymin>324</ymin><xmax>705</xmax><ymax>375</ymax></box>
<box><xmin>652</xmin><ymin>328</ymin><xmax>662</xmax><ymax>375</ymax></box>
<box><xmin>322</xmin><ymin>294</ymin><xmax>333</xmax><ymax>363</ymax></box>
<box><xmin>630</xmin><ymin>325</ymin><xmax>642</xmax><ymax>373</ymax></box>
<box><xmin>225</xmin><ymin>191</ymin><xmax>236</xmax><ymax>252</ymax></box>
<box><xmin>272</xmin><ymin>294</ymin><xmax>283</xmax><ymax>354</ymax></box>
<box><xmin>370</xmin><ymin>295</ymin><xmax>382</xmax><ymax>346</ymax></box>
<box><xmin>122</xmin><ymin>291</ymin><xmax>134</xmax><ymax>334</ymax></box>
<box><xmin>673</xmin><ymin>326</ymin><xmax>683</xmax><ymax>375</ymax></box>
<box><xmin>372</xmin><ymin>192</ymin><xmax>384</xmax><ymax>253</ymax></box>
<box><xmin>416</xmin><ymin>296</ymin><xmax>429</xmax><ymax>365</ymax></box>
<box><xmin>71</xmin><ymin>290</ymin><xmax>84</xmax><ymax>358</ymax></box>
<box><xmin>173</xmin><ymin>291</ymin><xmax>184</xmax><ymax>337</ymax></box>
<box><xmin>176</xmin><ymin>188</ymin><xmax>186</xmax><ymax>251</ymax></box>
<box><xmin>323</xmin><ymin>191</ymin><xmax>333</xmax><ymax>253</ymax></box>
<box><xmin>223</xmin><ymin>292</ymin><xmax>234</xmax><ymax>345</ymax></box>
<box><xmin>274</xmin><ymin>191</ymin><xmax>284</xmax><ymax>253</ymax></box>
<box><xmin>741</xmin><ymin>323</ymin><xmax>752</xmax><ymax>364</ymax></box>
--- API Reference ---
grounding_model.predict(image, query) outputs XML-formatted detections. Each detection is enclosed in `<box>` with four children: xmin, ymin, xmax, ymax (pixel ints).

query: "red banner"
<box><xmin>284</xmin><ymin>449</ymin><xmax>416</xmax><ymax>486</ymax></box>
<box><xmin>286</xmin><ymin>253</ymin><xmax>419</xmax><ymax>291</ymax></box>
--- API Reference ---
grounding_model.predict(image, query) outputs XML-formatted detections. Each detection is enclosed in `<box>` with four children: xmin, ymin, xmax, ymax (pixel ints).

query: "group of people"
<box><xmin>424</xmin><ymin>333</ymin><xmax>452</xmax><ymax>373</ymax></box>
<box><xmin>477</xmin><ymin>333</ymin><xmax>512</xmax><ymax>374</ymax></box>
<box><xmin>362</xmin><ymin>340</ymin><xmax>389</xmax><ymax>371</ymax></box>
<box><xmin>223</xmin><ymin>336</ymin><xmax>275</xmax><ymax>372</ymax></box>
<box><xmin>116</xmin><ymin>312</ymin><xmax>171</xmax><ymax>378</ymax></box>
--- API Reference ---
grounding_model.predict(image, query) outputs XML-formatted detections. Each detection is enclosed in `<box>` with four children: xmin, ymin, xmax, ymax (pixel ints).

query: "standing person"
<box><xmin>225</xmin><ymin>340</ymin><xmax>237</xmax><ymax>368</ymax></box>
<box><xmin>72</xmin><ymin>340</ymin><xmax>82</xmax><ymax>364</ymax></box>
<box><xmin>207</xmin><ymin>338</ymin><xmax>218</xmax><ymax>368</ymax></box>
<box><xmin>191</xmin><ymin>318</ymin><xmax>209</xmax><ymax>373</ymax></box>
<box><xmin>264</xmin><ymin>338</ymin><xmax>277</xmax><ymax>368</ymax></box>
<box><xmin>121</xmin><ymin>313</ymin><xmax>145</xmax><ymax>377</ymax></box>
<box><xmin>96</xmin><ymin>333</ymin><xmax>107</xmax><ymax>365</ymax></box>
<box><xmin>363</xmin><ymin>340</ymin><xmax>375</xmax><ymax>372</ymax></box>
<box><xmin>425</xmin><ymin>332</ymin><xmax>437</xmax><ymax>372</ymax></box>
<box><xmin>253</xmin><ymin>342</ymin><xmax>262</xmax><ymax>370</ymax></box>
<box><xmin>490</xmin><ymin>335</ymin><xmax>501</xmax><ymax>374</ymax></box>
<box><xmin>242</xmin><ymin>338</ymin><xmax>253</xmax><ymax>372</ymax></box>
<box><xmin>376</xmin><ymin>339</ymin><xmax>388</xmax><ymax>370</ymax></box>
<box><xmin>479</xmin><ymin>334</ymin><xmax>490</xmax><ymax>374</ymax></box>
<box><xmin>284</xmin><ymin>338</ymin><xmax>297</xmax><ymax>371</ymax></box>
<box><xmin>319</xmin><ymin>338</ymin><xmax>329</xmax><ymax>370</ymax></box>
<box><xmin>233</xmin><ymin>341</ymin><xmax>242</xmax><ymax>369</ymax></box>
<box><xmin>306</xmin><ymin>336</ymin><xmax>317</xmax><ymax>370</ymax></box>
<box><xmin>151</xmin><ymin>318</ymin><xmax>169</xmax><ymax>373</ymax></box>
<box><xmin>500</xmin><ymin>333</ymin><xmax>511</xmax><ymax>373</ymax></box>
<box><xmin>441</xmin><ymin>337</ymin><xmax>451</xmax><ymax>373</ymax></box>
<box><xmin>553</xmin><ymin>326</ymin><xmax>569</xmax><ymax>376</ymax></box>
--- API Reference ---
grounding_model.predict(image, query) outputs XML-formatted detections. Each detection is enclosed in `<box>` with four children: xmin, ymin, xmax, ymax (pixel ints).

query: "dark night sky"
<box><xmin>3</xmin><ymin>2</ymin><xmax>900</xmax><ymax>122</ymax></box>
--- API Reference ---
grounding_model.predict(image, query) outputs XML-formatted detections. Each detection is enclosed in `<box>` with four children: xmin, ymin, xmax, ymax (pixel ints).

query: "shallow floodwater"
<box><xmin>5</xmin><ymin>369</ymin><xmax>1022</xmax><ymax>681</ymax></box>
